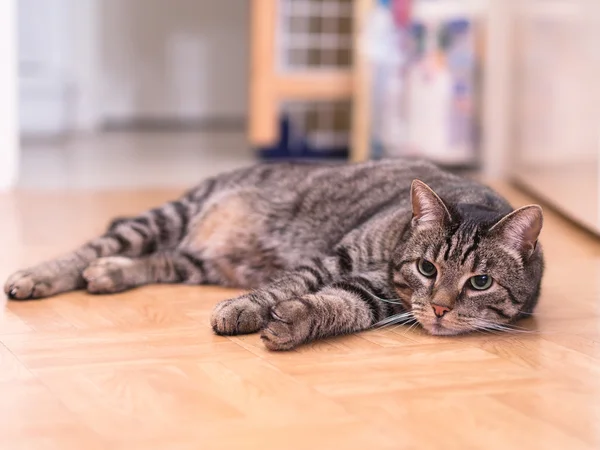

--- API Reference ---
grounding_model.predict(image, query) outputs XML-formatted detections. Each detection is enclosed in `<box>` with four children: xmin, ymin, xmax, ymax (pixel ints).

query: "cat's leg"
<box><xmin>83</xmin><ymin>250</ymin><xmax>209</xmax><ymax>294</ymax></box>
<box><xmin>260</xmin><ymin>271</ymin><xmax>403</xmax><ymax>350</ymax></box>
<box><xmin>4</xmin><ymin>197</ymin><xmax>196</xmax><ymax>300</ymax></box>
<box><xmin>211</xmin><ymin>255</ymin><xmax>343</xmax><ymax>335</ymax></box>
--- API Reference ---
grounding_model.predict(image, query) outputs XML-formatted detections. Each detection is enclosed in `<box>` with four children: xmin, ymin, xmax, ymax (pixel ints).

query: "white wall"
<box><xmin>18</xmin><ymin>0</ymin><xmax>71</xmax><ymax>135</ymax></box>
<box><xmin>0</xmin><ymin>0</ymin><xmax>18</xmax><ymax>189</ymax></box>
<box><xmin>99</xmin><ymin>0</ymin><xmax>249</xmax><ymax>122</ymax></box>
<box><xmin>17</xmin><ymin>0</ymin><xmax>249</xmax><ymax>133</ymax></box>
<box><xmin>68</xmin><ymin>0</ymin><xmax>102</xmax><ymax>130</ymax></box>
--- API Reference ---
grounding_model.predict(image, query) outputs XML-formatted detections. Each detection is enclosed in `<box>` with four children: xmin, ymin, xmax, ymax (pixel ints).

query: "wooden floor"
<box><xmin>1</xmin><ymin>183</ymin><xmax>599</xmax><ymax>450</ymax></box>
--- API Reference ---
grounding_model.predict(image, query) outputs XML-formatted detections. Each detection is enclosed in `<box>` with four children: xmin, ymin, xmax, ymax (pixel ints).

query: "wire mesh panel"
<box><xmin>286</xmin><ymin>100</ymin><xmax>350</xmax><ymax>148</ymax></box>
<box><xmin>278</xmin><ymin>0</ymin><xmax>354</xmax><ymax>70</ymax></box>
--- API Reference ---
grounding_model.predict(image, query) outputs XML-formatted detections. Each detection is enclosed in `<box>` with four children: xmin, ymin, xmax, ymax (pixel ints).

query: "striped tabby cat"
<box><xmin>4</xmin><ymin>159</ymin><xmax>544</xmax><ymax>350</ymax></box>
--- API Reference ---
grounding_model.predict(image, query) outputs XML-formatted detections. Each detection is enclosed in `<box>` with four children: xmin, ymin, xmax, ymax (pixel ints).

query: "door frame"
<box><xmin>0</xmin><ymin>0</ymin><xmax>19</xmax><ymax>190</ymax></box>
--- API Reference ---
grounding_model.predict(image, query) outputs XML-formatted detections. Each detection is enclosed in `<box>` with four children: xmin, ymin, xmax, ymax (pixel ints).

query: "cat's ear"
<box><xmin>490</xmin><ymin>205</ymin><xmax>543</xmax><ymax>258</ymax></box>
<box><xmin>410</xmin><ymin>180</ymin><xmax>451</xmax><ymax>228</ymax></box>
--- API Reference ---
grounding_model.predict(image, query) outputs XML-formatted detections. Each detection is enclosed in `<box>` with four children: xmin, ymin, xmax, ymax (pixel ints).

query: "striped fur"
<box><xmin>4</xmin><ymin>159</ymin><xmax>544</xmax><ymax>350</ymax></box>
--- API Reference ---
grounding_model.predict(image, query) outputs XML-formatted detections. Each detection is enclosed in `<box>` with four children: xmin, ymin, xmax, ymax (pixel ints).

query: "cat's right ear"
<box><xmin>410</xmin><ymin>180</ymin><xmax>451</xmax><ymax>228</ymax></box>
<box><xmin>489</xmin><ymin>205</ymin><xmax>543</xmax><ymax>259</ymax></box>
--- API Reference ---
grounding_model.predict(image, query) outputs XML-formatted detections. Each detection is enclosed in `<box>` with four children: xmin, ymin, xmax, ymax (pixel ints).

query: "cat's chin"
<box><xmin>421</xmin><ymin>322</ymin><xmax>465</xmax><ymax>336</ymax></box>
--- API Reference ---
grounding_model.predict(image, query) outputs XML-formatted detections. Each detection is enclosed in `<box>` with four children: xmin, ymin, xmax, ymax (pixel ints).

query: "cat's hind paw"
<box><xmin>4</xmin><ymin>265</ymin><xmax>73</xmax><ymax>300</ymax></box>
<box><xmin>4</xmin><ymin>270</ymin><xmax>50</xmax><ymax>300</ymax></box>
<box><xmin>83</xmin><ymin>257</ymin><xmax>136</xmax><ymax>294</ymax></box>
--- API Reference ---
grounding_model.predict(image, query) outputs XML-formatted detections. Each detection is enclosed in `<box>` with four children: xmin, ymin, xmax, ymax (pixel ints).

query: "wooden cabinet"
<box><xmin>248</xmin><ymin>0</ymin><xmax>357</xmax><ymax>148</ymax></box>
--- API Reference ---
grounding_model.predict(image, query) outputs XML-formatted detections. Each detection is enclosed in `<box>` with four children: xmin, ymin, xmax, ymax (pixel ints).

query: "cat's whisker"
<box><xmin>365</xmin><ymin>292</ymin><xmax>410</xmax><ymax>306</ymax></box>
<box><xmin>385</xmin><ymin>319</ymin><xmax>418</xmax><ymax>334</ymax></box>
<box><xmin>376</xmin><ymin>298</ymin><xmax>405</xmax><ymax>305</ymax></box>
<box><xmin>388</xmin><ymin>323</ymin><xmax>409</xmax><ymax>333</ymax></box>
<box><xmin>374</xmin><ymin>312</ymin><xmax>415</xmax><ymax>328</ymax></box>
<box><xmin>476</xmin><ymin>327</ymin><xmax>504</xmax><ymax>336</ymax></box>
<box><xmin>375</xmin><ymin>311</ymin><xmax>416</xmax><ymax>326</ymax></box>
<box><xmin>504</xmin><ymin>323</ymin><xmax>538</xmax><ymax>332</ymax></box>
<box><xmin>474</xmin><ymin>320</ymin><xmax>538</xmax><ymax>334</ymax></box>
<box><xmin>468</xmin><ymin>318</ymin><xmax>570</xmax><ymax>337</ymax></box>
<box><xmin>378</xmin><ymin>312</ymin><xmax>412</xmax><ymax>322</ymax></box>
<box><xmin>401</xmin><ymin>320</ymin><xmax>421</xmax><ymax>336</ymax></box>
<box><xmin>494</xmin><ymin>327</ymin><xmax>537</xmax><ymax>334</ymax></box>
<box><xmin>480</xmin><ymin>318</ymin><xmax>531</xmax><ymax>329</ymax></box>
<box><xmin>517</xmin><ymin>311</ymin><xmax>561</xmax><ymax>318</ymax></box>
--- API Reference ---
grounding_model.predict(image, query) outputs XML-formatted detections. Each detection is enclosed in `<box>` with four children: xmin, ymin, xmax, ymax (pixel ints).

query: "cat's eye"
<box><xmin>470</xmin><ymin>275</ymin><xmax>493</xmax><ymax>290</ymax></box>
<box><xmin>417</xmin><ymin>259</ymin><xmax>437</xmax><ymax>278</ymax></box>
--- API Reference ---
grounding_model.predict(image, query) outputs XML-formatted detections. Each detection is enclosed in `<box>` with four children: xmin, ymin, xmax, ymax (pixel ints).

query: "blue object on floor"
<box><xmin>256</xmin><ymin>114</ymin><xmax>348</xmax><ymax>161</ymax></box>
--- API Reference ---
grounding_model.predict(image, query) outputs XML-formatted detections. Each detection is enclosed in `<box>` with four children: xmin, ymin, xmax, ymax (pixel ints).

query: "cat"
<box><xmin>4</xmin><ymin>159</ymin><xmax>544</xmax><ymax>350</ymax></box>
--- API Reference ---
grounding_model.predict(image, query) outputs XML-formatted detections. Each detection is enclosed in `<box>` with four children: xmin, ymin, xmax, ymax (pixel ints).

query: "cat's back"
<box><xmin>212</xmin><ymin>158</ymin><xmax>447</xmax><ymax>192</ymax></box>
<box><xmin>205</xmin><ymin>158</ymin><xmax>509</xmax><ymax>214</ymax></box>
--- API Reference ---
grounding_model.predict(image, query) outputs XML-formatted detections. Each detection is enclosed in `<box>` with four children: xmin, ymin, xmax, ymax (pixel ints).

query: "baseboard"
<box><xmin>101</xmin><ymin>116</ymin><xmax>247</xmax><ymax>132</ymax></box>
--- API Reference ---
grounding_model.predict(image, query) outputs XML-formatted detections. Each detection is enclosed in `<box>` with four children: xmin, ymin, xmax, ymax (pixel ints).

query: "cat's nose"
<box><xmin>431</xmin><ymin>304</ymin><xmax>451</xmax><ymax>318</ymax></box>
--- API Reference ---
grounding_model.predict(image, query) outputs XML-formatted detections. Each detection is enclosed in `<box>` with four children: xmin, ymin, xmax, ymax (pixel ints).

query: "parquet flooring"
<box><xmin>1</xmin><ymin>183</ymin><xmax>599</xmax><ymax>449</ymax></box>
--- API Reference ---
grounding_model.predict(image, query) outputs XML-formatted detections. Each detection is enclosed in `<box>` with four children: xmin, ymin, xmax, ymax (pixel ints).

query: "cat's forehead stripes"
<box><xmin>461</xmin><ymin>230</ymin><xmax>481</xmax><ymax>265</ymax></box>
<box><xmin>438</xmin><ymin>224</ymin><xmax>480</xmax><ymax>265</ymax></box>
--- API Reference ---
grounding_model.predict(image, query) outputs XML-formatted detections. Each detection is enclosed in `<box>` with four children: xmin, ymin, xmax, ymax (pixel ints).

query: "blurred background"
<box><xmin>0</xmin><ymin>0</ymin><xmax>599</xmax><ymax>231</ymax></box>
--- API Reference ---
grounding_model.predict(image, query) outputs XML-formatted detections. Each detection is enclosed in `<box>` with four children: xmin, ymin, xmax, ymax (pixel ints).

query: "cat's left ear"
<box><xmin>490</xmin><ymin>205</ymin><xmax>543</xmax><ymax>259</ymax></box>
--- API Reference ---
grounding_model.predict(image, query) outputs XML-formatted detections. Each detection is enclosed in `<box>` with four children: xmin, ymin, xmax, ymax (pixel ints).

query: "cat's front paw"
<box><xmin>4</xmin><ymin>268</ymin><xmax>60</xmax><ymax>300</ymax></box>
<box><xmin>260</xmin><ymin>299</ymin><xmax>313</xmax><ymax>351</ymax></box>
<box><xmin>211</xmin><ymin>295</ymin><xmax>268</xmax><ymax>335</ymax></box>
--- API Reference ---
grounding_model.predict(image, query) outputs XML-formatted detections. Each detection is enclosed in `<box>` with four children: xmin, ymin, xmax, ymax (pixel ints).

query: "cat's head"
<box><xmin>391</xmin><ymin>180</ymin><xmax>544</xmax><ymax>335</ymax></box>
